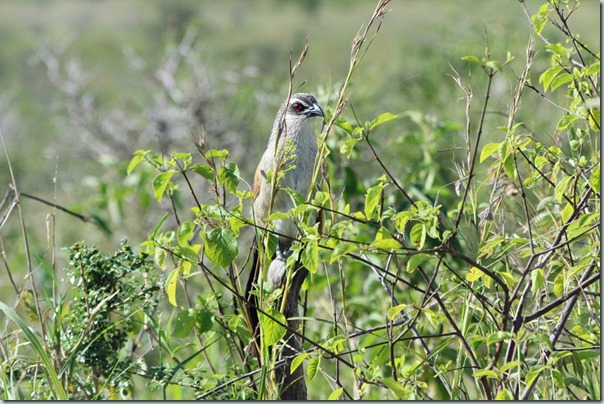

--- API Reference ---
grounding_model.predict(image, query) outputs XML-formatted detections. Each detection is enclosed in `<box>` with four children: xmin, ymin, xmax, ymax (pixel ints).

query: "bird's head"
<box><xmin>269</xmin><ymin>92</ymin><xmax>324</xmax><ymax>145</ymax></box>
<box><xmin>285</xmin><ymin>93</ymin><xmax>324</xmax><ymax>120</ymax></box>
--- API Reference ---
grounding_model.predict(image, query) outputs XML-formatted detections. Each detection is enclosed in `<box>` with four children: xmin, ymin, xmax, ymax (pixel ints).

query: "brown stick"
<box><xmin>276</xmin><ymin>265</ymin><xmax>309</xmax><ymax>399</ymax></box>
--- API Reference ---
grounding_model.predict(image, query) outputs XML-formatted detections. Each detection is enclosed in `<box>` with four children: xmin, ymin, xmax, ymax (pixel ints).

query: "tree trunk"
<box><xmin>276</xmin><ymin>265</ymin><xmax>308</xmax><ymax>400</ymax></box>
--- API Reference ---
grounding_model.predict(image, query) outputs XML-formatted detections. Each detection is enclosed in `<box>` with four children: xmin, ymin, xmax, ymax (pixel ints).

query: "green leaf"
<box><xmin>536</xmin><ymin>196</ymin><xmax>556</xmax><ymax>211</ymax></box>
<box><xmin>478</xmin><ymin>236</ymin><xmax>505</xmax><ymax>258</ymax></box>
<box><xmin>546</xmin><ymin>43</ymin><xmax>571</xmax><ymax>58</ymax></box>
<box><xmin>307</xmin><ymin>356</ymin><xmax>321</xmax><ymax>380</ymax></box>
<box><xmin>561</xmin><ymin>203</ymin><xmax>573</xmax><ymax>222</ymax></box>
<box><xmin>190</xmin><ymin>163</ymin><xmax>215</xmax><ymax>180</ymax></box>
<box><xmin>285</xmin><ymin>188</ymin><xmax>305</xmax><ymax>207</ymax></box>
<box><xmin>203</xmin><ymin>228</ymin><xmax>238</xmax><ymax>267</ymax></box>
<box><xmin>466</xmin><ymin>266</ymin><xmax>484</xmax><ymax>282</ymax></box>
<box><xmin>503</xmin><ymin>153</ymin><xmax>517</xmax><ymax>180</ymax></box>
<box><xmin>370</xmin><ymin>112</ymin><xmax>399</xmax><ymax>130</ymax></box>
<box><xmin>487</xmin><ymin>331</ymin><xmax>513</xmax><ymax>345</ymax></box>
<box><xmin>387</xmin><ymin>304</ymin><xmax>409</xmax><ymax>321</ymax></box>
<box><xmin>500</xmin><ymin>271</ymin><xmax>515</xmax><ymax>288</ymax></box>
<box><xmin>176</xmin><ymin>245</ymin><xmax>200</xmax><ymax>268</ymax></box>
<box><xmin>381</xmin><ymin>377</ymin><xmax>408</xmax><ymax>400</ymax></box>
<box><xmin>290</xmin><ymin>353</ymin><xmax>309</xmax><ymax>374</ymax></box>
<box><xmin>557</xmin><ymin>114</ymin><xmax>578</xmax><ymax>130</ymax></box>
<box><xmin>480</xmin><ymin>142</ymin><xmax>500</xmax><ymax>163</ymax></box>
<box><xmin>340</xmin><ymin>138</ymin><xmax>359</xmax><ymax>158</ymax></box>
<box><xmin>589</xmin><ymin>165</ymin><xmax>600</xmax><ymax>193</ymax></box>
<box><xmin>371</xmin><ymin>238</ymin><xmax>402</xmax><ymax>251</ymax></box>
<box><xmin>539</xmin><ymin>65</ymin><xmax>563</xmax><ymax>92</ymax></box>
<box><xmin>195</xmin><ymin>309</ymin><xmax>214</xmax><ymax>334</ymax></box>
<box><xmin>150</xmin><ymin>212</ymin><xmax>169</xmax><ymax>239</ymax></box>
<box><xmin>500</xmin><ymin>361</ymin><xmax>523</xmax><ymax>373</ymax></box>
<box><xmin>409</xmin><ymin>223</ymin><xmax>426</xmax><ymax>250</ymax></box>
<box><xmin>205</xmin><ymin>148</ymin><xmax>228</xmax><ymax>160</ymax></box>
<box><xmin>474</xmin><ymin>369</ymin><xmax>500</xmax><ymax>379</ymax></box>
<box><xmin>177</xmin><ymin>221</ymin><xmax>195</xmax><ymax>246</ymax></box>
<box><xmin>328</xmin><ymin>387</ymin><xmax>344</xmax><ymax>400</ymax></box>
<box><xmin>364</xmin><ymin>183</ymin><xmax>383</xmax><ymax>220</ymax></box>
<box><xmin>0</xmin><ymin>302</ymin><xmax>68</xmax><ymax>399</ymax></box>
<box><xmin>461</xmin><ymin>55</ymin><xmax>482</xmax><ymax>65</ymax></box>
<box><xmin>407</xmin><ymin>253</ymin><xmax>430</xmax><ymax>273</ymax></box>
<box><xmin>525</xmin><ymin>365</ymin><xmax>545</xmax><ymax>387</ymax></box>
<box><xmin>553</xmin><ymin>273</ymin><xmax>565</xmax><ymax>298</ymax></box>
<box><xmin>531</xmin><ymin>4</ymin><xmax>551</xmax><ymax>35</ymax></box>
<box><xmin>127</xmin><ymin>152</ymin><xmax>146</xmax><ymax>175</ymax></box>
<box><xmin>260</xmin><ymin>308</ymin><xmax>286</xmax><ymax>347</ymax></box>
<box><xmin>330</xmin><ymin>242</ymin><xmax>358</xmax><ymax>263</ymax></box>
<box><xmin>154</xmin><ymin>244</ymin><xmax>167</xmax><ymax>269</ymax></box>
<box><xmin>496</xmin><ymin>388</ymin><xmax>514</xmax><ymax>400</ymax></box>
<box><xmin>554</xmin><ymin>175</ymin><xmax>572</xmax><ymax>203</ymax></box>
<box><xmin>217</xmin><ymin>163</ymin><xmax>240</xmax><ymax>192</ymax></box>
<box><xmin>498</xmin><ymin>140</ymin><xmax>511</xmax><ymax>161</ymax></box>
<box><xmin>152</xmin><ymin>171</ymin><xmax>175</xmax><ymax>202</ymax></box>
<box><xmin>313</xmin><ymin>191</ymin><xmax>330</xmax><ymax>207</ymax></box>
<box><xmin>531</xmin><ymin>268</ymin><xmax>545</xmax><ymax>293</ymax></box>
<box><xmin>485</xmin><ymin>60</ymin><xmax>503</xmax><ymax>72</ymax></box>
<box><xmin>550</xmin><ymin>72</ymin><xmax>573</xmax><ymax>91</ymax></box>
<box><xmin>266</xmin><ymin>212</ymin><xmax>289</xmax><ymax>222</ymax></box>
<box><xmin>165</xmin><ymin>268</ymin><xmax>180</xmax><ymax>307</ymax></box>
<box><xmin>334</xmin><ymin>117</ymin><xmax>355</xmax><ymax>135</ymax></box>
<box><xmin>551</xmin><ymin>368</ymin><xmax>565</xmax><ymax>389</ymax></box>
<box><xmin>393</xmin><ymin>211</ymin><xmax>413</xmax><ymax>233</ymax></box>
<box><xmin>301</xmin><ymin>239</ymin><xmax>319</xmax><ymax>274</ymax></box>
<box><xmin>172</xmin><ymin>309</ymin><xmax>195</xmax><ymax>338</ymax></box>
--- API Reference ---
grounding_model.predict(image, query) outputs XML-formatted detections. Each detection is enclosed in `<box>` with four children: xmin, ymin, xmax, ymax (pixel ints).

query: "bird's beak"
<box><xmin>304</xmin><ymin>103</ymin><xmax>324</xmax><ymax>118</ymax></box>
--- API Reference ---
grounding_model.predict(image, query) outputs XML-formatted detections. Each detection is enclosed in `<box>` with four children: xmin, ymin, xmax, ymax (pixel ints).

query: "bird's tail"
<box><xmin>245</xmin><ymin>238</ymin><xmax>261</xmax><ymax>350</ymax></box>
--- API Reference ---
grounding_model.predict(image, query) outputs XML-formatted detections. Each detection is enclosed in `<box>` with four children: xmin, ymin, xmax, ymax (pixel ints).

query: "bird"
<box><xmin>245</xmin><ymin>92</ymin><xmax>324</xmax><ymax>346</ymax></box>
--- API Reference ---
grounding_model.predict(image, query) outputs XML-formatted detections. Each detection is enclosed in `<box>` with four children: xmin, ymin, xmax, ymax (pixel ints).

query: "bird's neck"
<box><xmin>268</xmin><ymin>117</ymin><xmax>315</xmax><ymax>148</ymax></box>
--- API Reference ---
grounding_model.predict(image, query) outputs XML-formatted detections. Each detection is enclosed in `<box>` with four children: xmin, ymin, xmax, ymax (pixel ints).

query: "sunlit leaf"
<box><xmin>466</xmin><ymin>266</ymin><xmax>484</xmax><ymax>282</ymax></box>
<box><xmin>290</xmin><ymin>353</ymin><xmax>309</xmax><ymax>374</ymax></box>
<box><xmin>165</xmin><ymin>268</ymin><xmax>180</xmax><ymax>307</ymax></box>
<box><xmin>370</xmin><ymin>112</ymin><xmax>399</xmax><ymax>130</ymax></box>
<box><xmin>177</xmin><ymin>221</ymin><xmax>195</xmax><ymax>246</ymax></box>
<box><xmin>461</xmin><ymin>55</ymin><xmax>482</xmax><ymax>65</ymax></box>
<box><xmin>387</xmin><ymin>304</ymin><xmax>409</xmax><ymax>321</ymax></box>
<box><xmin>409</xmin><ymin>223</ymin><xmax>426</xmax><ymax>250</ymax></box>
<box><xmin>307</xmin><ymin>356</ymin><xmax>321</xmax><ymax>380</ymax></box>
<box><xmin>371</xmin><ymin>238</ymin><xmax>402</xmax><ymax>251</ymax></box>
<box><xmin>328</xmin><ymin>387</ymin><xmax>344</xmax><ymax>400</ymax></box>
<box><xmin>381</xmin><ymin>377</ymin><xmax>408</xmax><ymax>400</ymax></box>
<box><xmin>301</xmin><ymin>239</ymin><xmax>319</xmax><ymax>274</ymax></box>
<box><xmin>190</xmin><ymin>163</ymin><xmax>215</xmax><ymax>180</ymax></box>
<box><xmin>553</xmin><ymin>273</ymin><xmax>565</xmax><ymax>298</ymax></box>
<box><xmin>127</xmin><ymin>153</ymin><xmax>146</xmax><ymax>175</ymax></box>
<box><xmin>480</xmin><ymin>142</ymin><xmax>500</xmax><ymax>163</ymax></box>
<box><xmin>203</xmin><ymin>228</ymin><xmax>238</xmax><ymax>267</ymax></box>
<box><xmin>364</xmin><ymin>183</ymin><xmax>383</xmax><ymax>220</ymax></box>
<box><xmin>260</xmin><ymin>308</ymin><xmax>286</xmax><ymax>347</ymax></box>
<box><xmin>330</xmin><ymin>242</ymin><xmax>358</xmax><ymax>263</ymax></box>
<box><xmin>152</xmin><ymin>171</ymin><xmax>175</xmax><ymax>203</ymax></box>
<box><xmin>217</xmin><ymin>163</ymin><xmax>240</xmax><ymax>192</ymax></box>
<box><xmin>407</xmin><ymin>253</ymin><xmax>430</xmax><ymax>273</ymax></box>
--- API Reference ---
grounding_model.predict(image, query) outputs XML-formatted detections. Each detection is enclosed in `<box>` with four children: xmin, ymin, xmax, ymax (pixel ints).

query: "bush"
<box><xmin>0</xmin><ymin>0</ymin><xmax>599</xmax><ymax>400</ymax></box>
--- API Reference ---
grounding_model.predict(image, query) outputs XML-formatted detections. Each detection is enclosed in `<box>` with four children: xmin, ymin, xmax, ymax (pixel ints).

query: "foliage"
<box><xmin>1</xmin><ymin>240</ymin><xmax>159</xmax><ymax>399</ymax></box>
<box><xmin>0</xmin><ymin>0</ymin><xmax>599</xmax><ymax>400</ymax></box>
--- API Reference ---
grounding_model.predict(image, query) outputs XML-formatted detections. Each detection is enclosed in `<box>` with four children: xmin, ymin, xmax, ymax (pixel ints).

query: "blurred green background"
<box><xmin>0</xmin><ymin>0</ymin><xmax>599</xmax><ymax>399</ymax></box>
<box><xmin>0</xmin><ymin>0</ymin><xmax>598</xmax><ymax>298</ymax></box>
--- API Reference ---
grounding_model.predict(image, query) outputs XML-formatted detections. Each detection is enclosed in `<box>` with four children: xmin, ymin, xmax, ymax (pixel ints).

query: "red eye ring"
<box><xmin>291</xmin><ymin>102</ymin><xmax>304</xmax><ymax>112</ymax></box>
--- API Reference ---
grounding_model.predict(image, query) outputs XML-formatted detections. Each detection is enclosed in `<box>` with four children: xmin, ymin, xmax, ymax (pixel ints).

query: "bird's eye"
<box><xmin>291</xmin><ymin>102</ymin><xmax>304</xmax><ymax>112</ymax></box>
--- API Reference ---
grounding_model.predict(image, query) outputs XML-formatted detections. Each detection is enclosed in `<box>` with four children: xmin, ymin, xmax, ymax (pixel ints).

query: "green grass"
<box><xmin>0</xmin><ymin>0</ymin><xmax>599</xmax><ymax>400</ymax></box>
